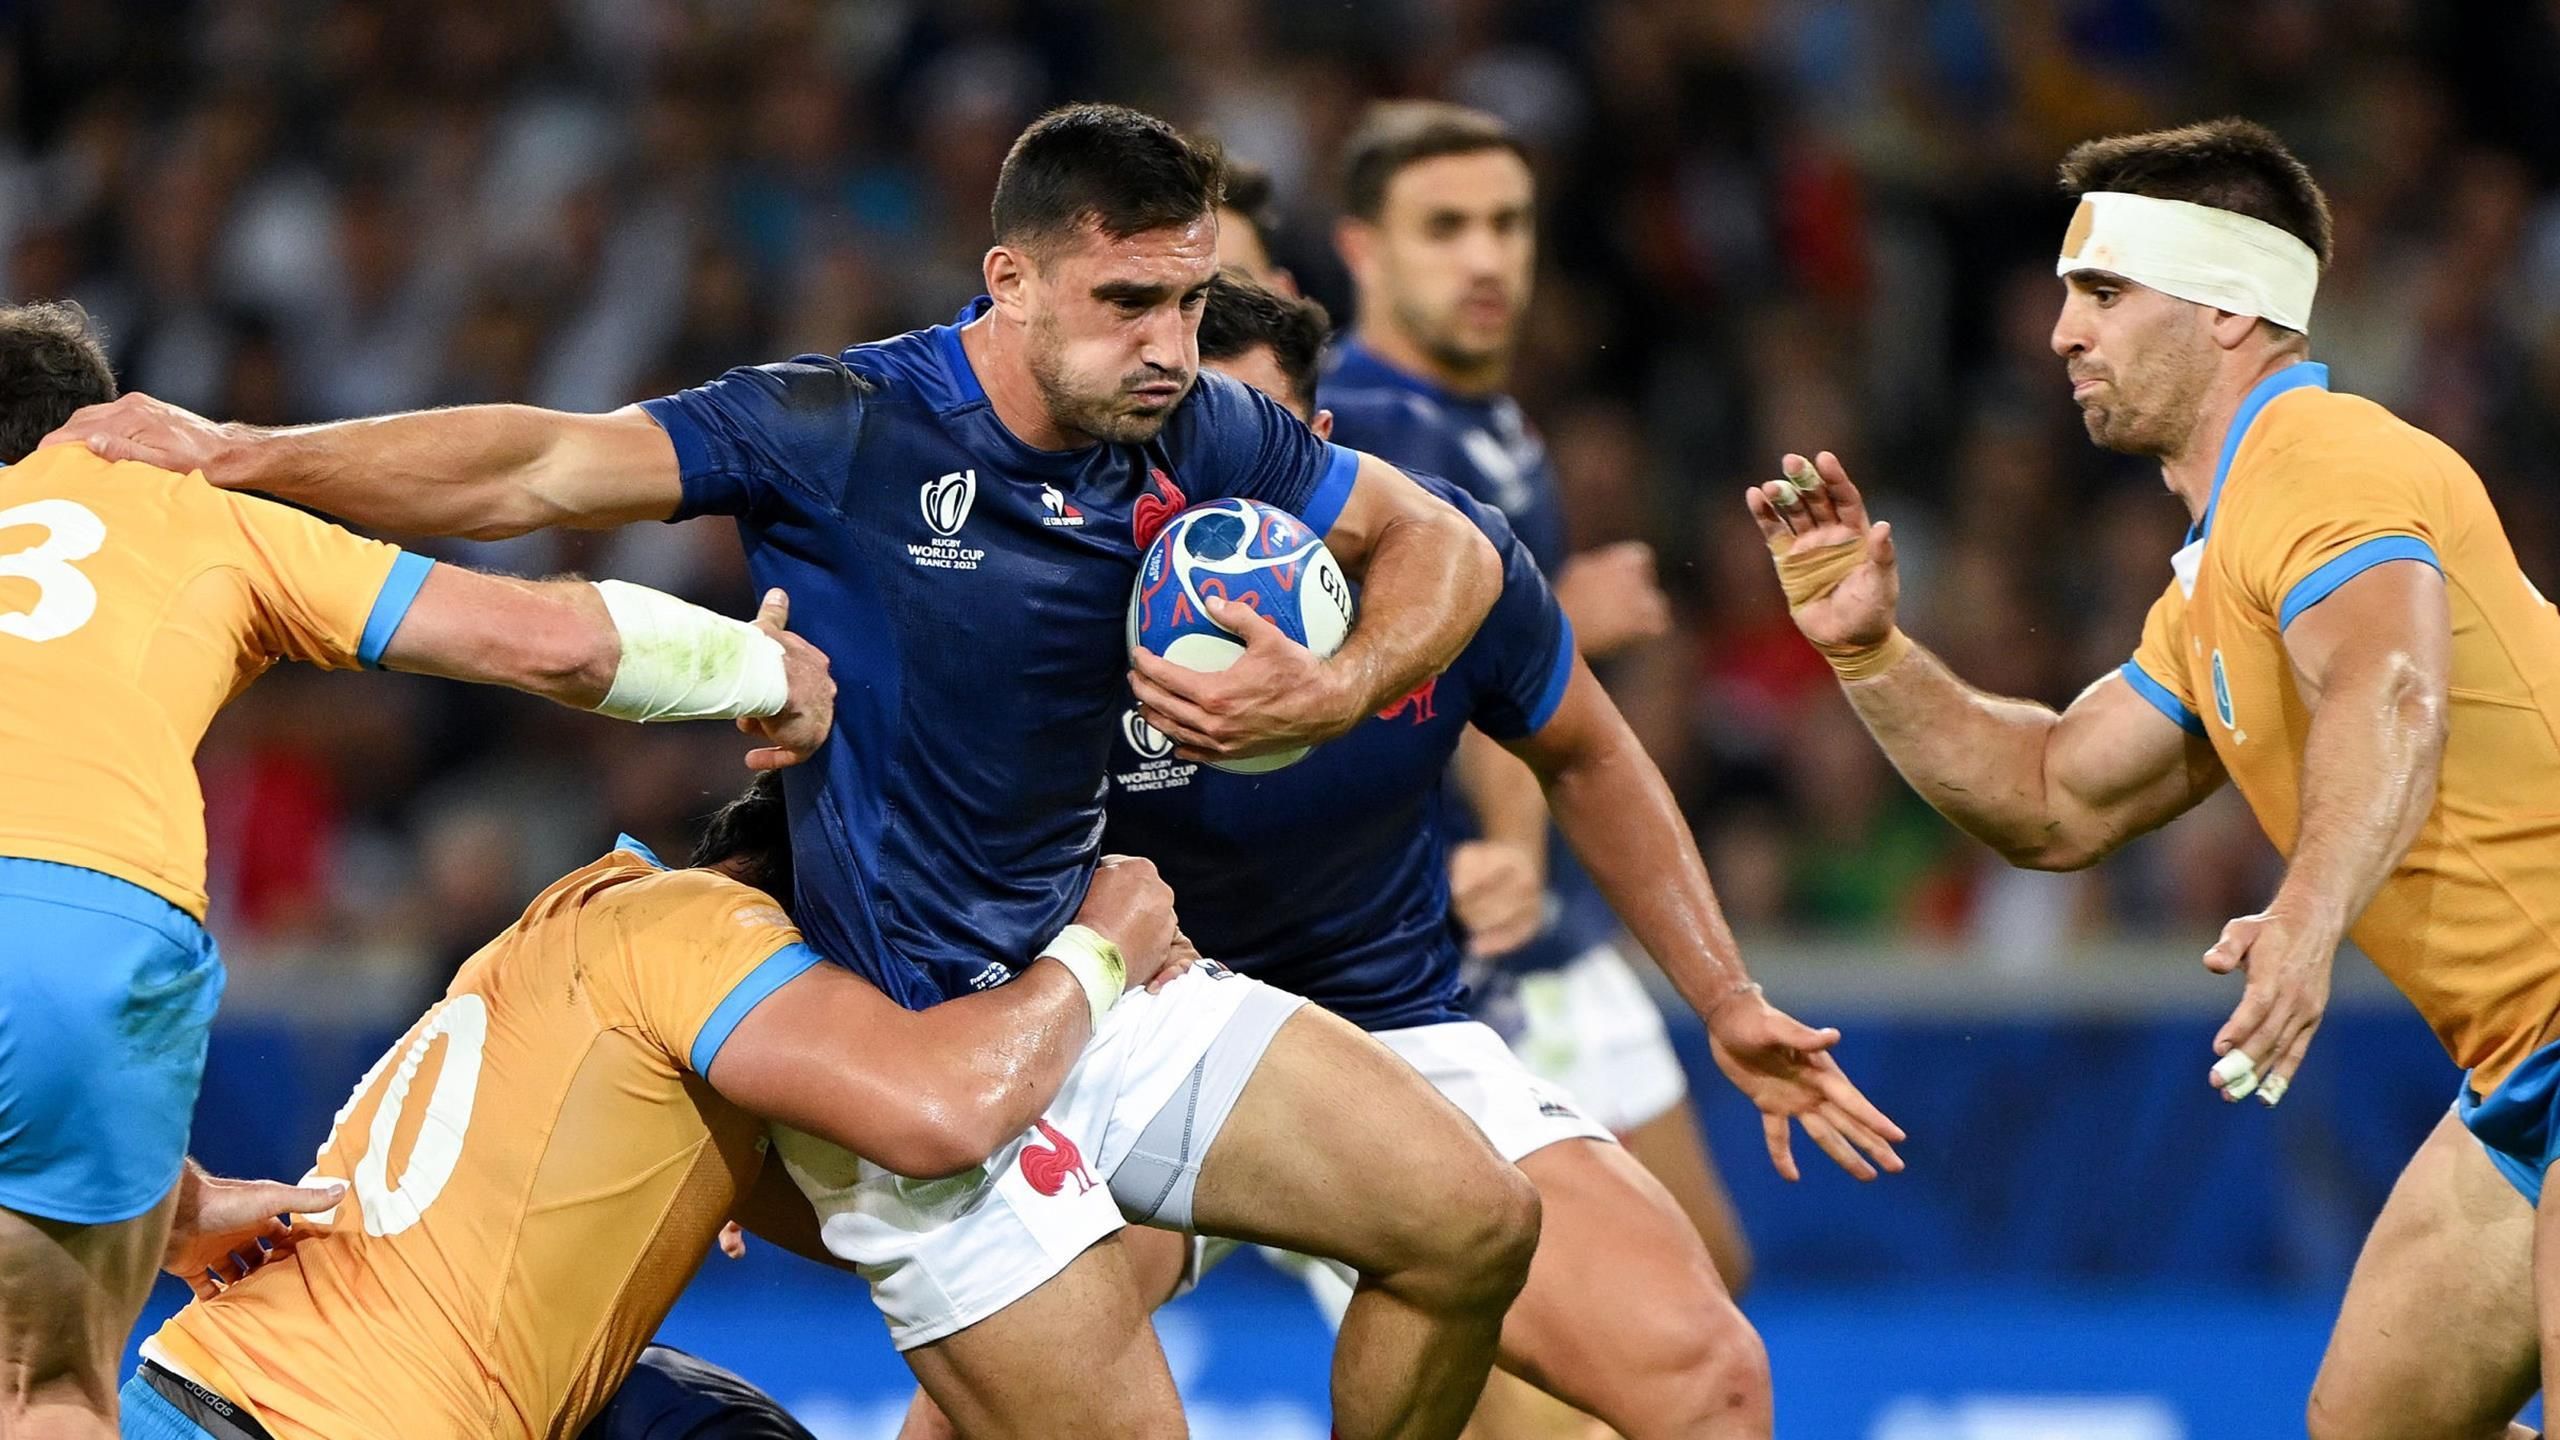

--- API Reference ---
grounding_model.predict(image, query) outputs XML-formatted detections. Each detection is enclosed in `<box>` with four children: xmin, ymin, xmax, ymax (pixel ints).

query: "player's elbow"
<box><xmin>1996</xmin><ymin>824</ymin><xmax>2109</xmax><ymax>873</ymax></box>
<box><xmin>880</xmin><ymin>1116</ymin><xmax>1004</xmax><ymax>1181</ymax></box>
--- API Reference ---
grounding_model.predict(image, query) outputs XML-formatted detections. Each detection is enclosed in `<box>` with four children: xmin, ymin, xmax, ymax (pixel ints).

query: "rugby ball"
<box><xmin>1126</xmin><ymin>497</ymin><xmax>1356</xmax><ymax>774</ymax></box>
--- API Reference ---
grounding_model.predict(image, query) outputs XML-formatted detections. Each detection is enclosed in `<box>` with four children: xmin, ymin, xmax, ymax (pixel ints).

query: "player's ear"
<box><xmin>985</xmin><ymin>245</ymin><xmax>1032</xmax><ymax>319</ymax></box>
<box><xmin>2210</xmin><ymin>307</ymin><xmax>2262</xmax><ymax>353</ymax></box>
<box><xmin>1311</xmin><ymin>407</ymin><xmax>1334</xmax><ymax>442</ymax></box>
<box><xmin>1333</xmin><ymin>218</ymin><xmax>1378</xmax><ymax>281</ymax></box>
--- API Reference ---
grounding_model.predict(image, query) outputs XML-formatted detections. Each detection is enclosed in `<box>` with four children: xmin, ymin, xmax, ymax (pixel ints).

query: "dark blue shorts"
<box><xmin>579</xmin><ymin>1346</ymin><xmax>814</xmax><ymax>1440</ymax></box>
<box><xmin>0</xmin><ymin>857</ymin><xmax>221</xmax><ymax>1223</ymax></box>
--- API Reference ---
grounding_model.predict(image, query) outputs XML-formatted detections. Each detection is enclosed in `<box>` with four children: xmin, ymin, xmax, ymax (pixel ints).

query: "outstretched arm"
<box><xmin>1748</xmin><ymin>451</ymin><xmax>2224</xmax><ymax>870</ymax></box>
<box><xmin>1508</xmin><ymin>658</ymin><xmax>1907</xmax><ymax>1182</ymax></box>
<box><xmin>43</xmin><ymin>394</ymin><xmax>681</xmax><ymax>540</ymax></box>
<box><xmin>381</xmin><ymin>574</ymin><xmax>833</xmax><ymax>770</ymax></box>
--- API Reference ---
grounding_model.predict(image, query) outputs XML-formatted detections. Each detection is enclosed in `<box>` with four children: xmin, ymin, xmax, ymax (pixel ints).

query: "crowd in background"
<box><xmin>10</xmin><ymin>0</ymin><xmax>2557</xmax><ymax>1003</ymax></box>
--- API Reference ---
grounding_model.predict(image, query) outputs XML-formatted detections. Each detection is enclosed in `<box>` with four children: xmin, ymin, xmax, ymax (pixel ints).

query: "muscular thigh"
<box><xmin>901</xmin><ymin>1231</ymin><xmax>1181</xmax><ymax>1440</ymax></box>
<box><xmin>1186</xmin><ymin>1006</ymin><xmax>1510</xmax><ymax>1266</ymax></box>
<box><xmin>2311</xmin><ymin>1111</ymin><xmax>2537</xmax><ymax>1440</ymax></box>
<box><xmin>0</xmin><ymin>1187</ymin><xmax>177</xmax><ymax>1400</ymax></box>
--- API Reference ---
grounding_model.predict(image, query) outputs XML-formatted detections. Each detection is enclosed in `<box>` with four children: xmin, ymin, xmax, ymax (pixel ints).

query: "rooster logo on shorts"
<box><xmin>1019</xmin><ymin>1119</ymin><xmax>1096</xmax><ymax>1197</ymax></box>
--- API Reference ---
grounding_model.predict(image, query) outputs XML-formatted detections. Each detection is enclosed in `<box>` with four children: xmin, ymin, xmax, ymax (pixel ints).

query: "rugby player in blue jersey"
<box><xmin>1082</xmin><ymin>273</ymin><xmax>1901</xmax><ymax>1440</ymax></box>
<box><xmin>1322</xmin><ymin>83</ymin><xmax>1764</xmax><ymax>1305</ymax></box>
<box><xmin>53</xmin><ymin>104</ymin><xmax>1656</xmax><ymax>1440</ymax></box>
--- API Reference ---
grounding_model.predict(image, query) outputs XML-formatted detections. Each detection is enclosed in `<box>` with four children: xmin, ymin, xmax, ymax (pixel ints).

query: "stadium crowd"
<box><xmin>9</xmin><ymin>0</ymin><xmax>2557</xmax><ymax>995</ymax></box>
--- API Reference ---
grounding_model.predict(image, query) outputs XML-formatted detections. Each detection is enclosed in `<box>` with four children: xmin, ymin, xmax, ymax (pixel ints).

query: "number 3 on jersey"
<box><xmin>0</xmin><ymin>498</ymin><xmax>105</xmax><ymax>642</ymax></box>
<box><xmin>300</xmin><ymin>994</ymin><xmax>488</xmax><ymax>1236</ymax></box>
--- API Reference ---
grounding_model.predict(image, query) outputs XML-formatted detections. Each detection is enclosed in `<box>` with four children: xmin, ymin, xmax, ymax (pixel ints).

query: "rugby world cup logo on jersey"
<box><xmin>910</xmin><ymin>470</ymin><xmax>987</xmax><ymax>571</ymax></box>
<box><xmin>1113</xmin><ymin>706</ymin><xmax>1197</xmax><ymax>793</ymax></box>
<box><xmin>2211</xmin><ymin>648</ymin><xmax>2243</xmax><ymax>741</ymax></box>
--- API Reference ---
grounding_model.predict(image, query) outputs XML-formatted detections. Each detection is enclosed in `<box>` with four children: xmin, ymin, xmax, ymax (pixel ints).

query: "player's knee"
<box><xmin>1417</xmin><ymin>1159</ymin><xmax>1541</xmax><ymax>1310</ymax></box>
<box><xmin>1660</xmin><ymin>1301</ymin><xmax>1770</xmax><ymax>1428</ymax></box>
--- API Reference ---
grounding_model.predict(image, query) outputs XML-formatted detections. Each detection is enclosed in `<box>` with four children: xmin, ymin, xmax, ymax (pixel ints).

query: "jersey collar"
<box><xmin>2195</xmin><ymin>360</ymin><xmax>2327</xmax><ymax>544</ymax></box>
<box><xmin>936</xmin><ymin>297</ymin><xmax>995</xmax><ymax>406</ymax></box>
<box><xmin>615</xmin><ymin>834</ymin><xmax>670</xmax><ymax>870</ymax></box>
<box><xmin>1328</xmin><ymin>335</ymin><xmax>1464</xmax><ymax>405</ymax></box>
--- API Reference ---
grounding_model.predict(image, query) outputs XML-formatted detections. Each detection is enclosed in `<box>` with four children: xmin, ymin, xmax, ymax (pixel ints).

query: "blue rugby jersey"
<box><xmin>1319</xmin><ymin>337</ymin><xmax>1616</xmax><ymax>984</ymax></box>
<box><xmin>640</xmin><ymin>299</ymin><xmax>1359</xmax><ymax>1009</ymax></box>
<box><xmin>1101</xmin><ymin>477</ymin><xmax>1574</xmax><ymax>1030</ymax></box>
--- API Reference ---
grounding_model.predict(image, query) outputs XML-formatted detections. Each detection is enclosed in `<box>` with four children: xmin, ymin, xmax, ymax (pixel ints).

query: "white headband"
<box><xmin>2056</xmin><ymin>190</ymin><xmax>2319</xmax><ymax>333</ymax></box>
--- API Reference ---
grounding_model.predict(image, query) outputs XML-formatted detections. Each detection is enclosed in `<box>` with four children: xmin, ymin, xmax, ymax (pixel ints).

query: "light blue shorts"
<box><xmin>2456</xmin><ymin>1034</ymin><xmax>2560</xmax><ymax>1207</ymax></box>
<box><xmin>0</xmin><ymin>856</ymin><xmax>222</xmax><ymax>1224</ymax></box>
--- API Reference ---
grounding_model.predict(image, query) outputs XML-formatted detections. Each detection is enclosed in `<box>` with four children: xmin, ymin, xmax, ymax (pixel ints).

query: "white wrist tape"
<box><xmin>2057</xmin><ymin>191</ymin><xmax>2319</xmax><ymax>333</ymax></box>
<box><xmin>591</xmin><ymin>579</ymin><xmax>790</xmax><ymax>722</ymax></box>
<box><xmin>1039</xmin><ymin>924</ymin><xmax>1126</xmax><ymax>1031</ymax></box>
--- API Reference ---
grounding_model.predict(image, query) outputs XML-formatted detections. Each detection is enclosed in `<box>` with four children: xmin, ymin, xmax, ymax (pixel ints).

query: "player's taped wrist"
<box><xmin>1038</xmin><ymin>924</ymin><xmax>1126</xmax><ymax>1031</ymax></box>
<box><xmin>590</xmin><ymin>580</ymin><xmax>790</xmax><ymax>722</ymax></box>
<box><xmin>1769</xmin><ymin>535</ymin><xmax>1914</xmax><ymax>683</ymax></box>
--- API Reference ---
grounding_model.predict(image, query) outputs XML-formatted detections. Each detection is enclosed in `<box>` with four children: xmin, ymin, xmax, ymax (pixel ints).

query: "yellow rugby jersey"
<box><xmin>148</xmin><ymin>845</ymin><xmax>820</xmax><ymax>1440</ymax></box>
<box><xmin>0</xmin><ymin>444</ymin><xmax>431</xmax><ymax>918</ymax></box>
<box><xmin>2121</xmin><ymin>362</ymin><xmax>2560</xmax><ymax>1093</ymax></box>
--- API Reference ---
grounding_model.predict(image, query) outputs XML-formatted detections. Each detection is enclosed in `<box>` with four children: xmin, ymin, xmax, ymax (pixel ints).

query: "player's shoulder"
<box><xmin>2232</xmin><ymin>386</ymin><xmax>2465</xmax><ymax>522</ymax></box>
<box><xmin>7</xmin><ymin>444</ymin><xmax>194</xmax><ymax>501</ymax></box>
<box><xmin>546</xmin><ymin>845</ymin><xmax>785</xmax><ymax>937</ymax></box>
<box><xmin>836</xmin><ymin>318</ymin><xmax>988</xmax><ymax>419</ymax></box>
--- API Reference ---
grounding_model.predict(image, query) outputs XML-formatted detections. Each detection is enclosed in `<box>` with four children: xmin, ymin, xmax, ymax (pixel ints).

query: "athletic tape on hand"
<box><xmin>1040</xmin><ymin>924</ymin><xmax>1126</xmax><ymax>1031</ymax></box>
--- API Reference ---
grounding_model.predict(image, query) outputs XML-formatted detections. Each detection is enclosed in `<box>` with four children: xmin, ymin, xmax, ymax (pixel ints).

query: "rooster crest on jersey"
<box><xmin>1018</xmin><ymin>1118</ymin><xmax>1095</xmax><ymax>1197</ymax></box>
<box><xmin>1126</xmin><ymin>497</ymin><xmax>1356</xmax><ymax>774</ymax></box>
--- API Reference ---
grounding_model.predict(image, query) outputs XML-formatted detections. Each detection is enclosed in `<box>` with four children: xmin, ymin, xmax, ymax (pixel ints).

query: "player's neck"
<box><xmin>960</xmin><ymin>316</ymin><xmax>1094</xmax><ymax>452</ymax></box>
<box><xmin>2161</xmin><ymin>350</ymin><xmax>2306</xmax><ymax>525</ymax></box>
<box><xmin>1356</xmin><ymin>312</ymin><xmax>1509</xmax><ymax>399</ymax></box>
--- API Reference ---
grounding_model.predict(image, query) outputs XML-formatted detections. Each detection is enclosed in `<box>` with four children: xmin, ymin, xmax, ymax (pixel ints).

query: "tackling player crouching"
<box><xmin>1753</xmin><ymin>119</ymin><xmax>2560</xmax><ymax>1439</ymax></box>
<box><xmin>124</xmin><ymin>776</ymin><xmax>1193</xmax><ymax>1440</ymax></box>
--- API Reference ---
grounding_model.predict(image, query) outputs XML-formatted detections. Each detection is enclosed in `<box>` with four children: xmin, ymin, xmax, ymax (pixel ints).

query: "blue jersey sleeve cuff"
<box><xmin>1300</xmin><ymin>444</ymin><xmax>1361</xmax><ymax>537</ymax></box>
<box><xmin>2278</xmin><ymin>536</ymin><xmax>2440</xmax><ymax>630</ymax></box>
<box><xmin>2117</xmin><ymin>660</ymin><xmax>2206</xmax><ymax>737</ymax></box>
<box><xmin>358</xmin><ymin>552</ymin><xmax>436</xmax><ymax>669</ymax></box>
<box><xmin>690</xmin><ymin>941</ymin><xmax>823</xmax><ymax>1075</ymax></box>
<box><xmin>1520</xmin><ymin>614</ymin><xmax>1579</xmax><ymax>734</ymax></box>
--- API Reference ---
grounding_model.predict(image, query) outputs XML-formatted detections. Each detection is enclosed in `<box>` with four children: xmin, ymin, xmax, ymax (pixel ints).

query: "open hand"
<box><xmin>2201</xmin><ymin>907</ymin><xmax>2337</xmax><ymax>1107</ymax></box>
<box><xmin>1706</xmin><ymin>988</ymin><xmax>1907</xmax><ymax>1182</ymax></box>
<box><xmin>40</xmin><ymin>392</ymin><xmax>243</xmax><ymax>478</ymax></box>
<box><xmin>1744</xmin><ymin>452</ymin><xmax>1900</xmax><ymax>651</ymax></box>
<box><xmin>162</xmin><ymin>1164</ymin><xmax>346</xmax><ymax>1300</ymax></box>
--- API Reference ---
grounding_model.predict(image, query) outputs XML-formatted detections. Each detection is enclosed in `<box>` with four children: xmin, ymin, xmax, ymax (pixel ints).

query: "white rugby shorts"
<box><xmin>776</xmin><ymin>962</ymin><xmax>1305</xmax><ymax>1350</ymax></box>
<box><xmin>1507</xmin><ymin>942</ymin><xmax>1689</xmax><ymax>1133</ymax></box>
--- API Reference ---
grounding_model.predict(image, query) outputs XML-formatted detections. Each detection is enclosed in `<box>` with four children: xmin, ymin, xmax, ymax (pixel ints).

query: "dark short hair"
<box><xmin>0</xmin><ymin>302</ymin><xmax>115</xmax><ymax>463</ymax></box>
<box><xmin>1221</xmin><ymin>160</ymin><xmax>1278</xmax><ymax>251</ymax></box>
<box><xmin>2058</xmin><ymin>118</ymin><xmax>2334</xmax><ymax>269</ymax></box>
<box><xmin>690</xmin><ymin>773</ymin><xmax>794</xmax><ymax>913</ymax></box>
<box><xmin>1197</xmin><ymin>272</ymin><xmax>1331</xmax><ymax>420</ymax></box>
<box><xmin>991</xmin><ymin>104</ymin><xmax>1226</xmax><ymax>257</ymax></box>
<box><xmin>1339</xmin><ymin>100</ymin><xmax>1528</xmax><ymax>221</ymax></box>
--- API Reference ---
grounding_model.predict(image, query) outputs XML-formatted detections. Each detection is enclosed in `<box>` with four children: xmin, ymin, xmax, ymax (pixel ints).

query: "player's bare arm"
<box><xmin>41</xmin><ymin>392</ymin><xmax>682</xmax><ymax>539</ymax></box>
<box><xmin>1449</xmin><ymin>727</ymin><xmax>1549</xmax><ymax>958</ymax></box>
<box><xmin>2203</xmin><ymin>559</ymin><xmax>2449</xmax><ymax>1106</ymax></box>
<box><xmin>1507</xmin><ymin>653</ymin><xmax>1907</xmax><ymax>1183</ymax></box>
<box><xmin>706</xmin><ymin>856</ymin><xmax>1183</xmax><ymax>1179</ymax></box>
<box><xmin>382</xmin><ymin>574</ymin><xmax>834</xmax><ymax>770</ymax></box>
<box><xmin>1130</xmin><ymin>451</ymin><xmax>1499</xmax><ymax>761</ymax></box>
<box><xmin>1750</xmin><ymin>449</ymin><xmax>2225</xmax><ymax>868</ymax></box>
